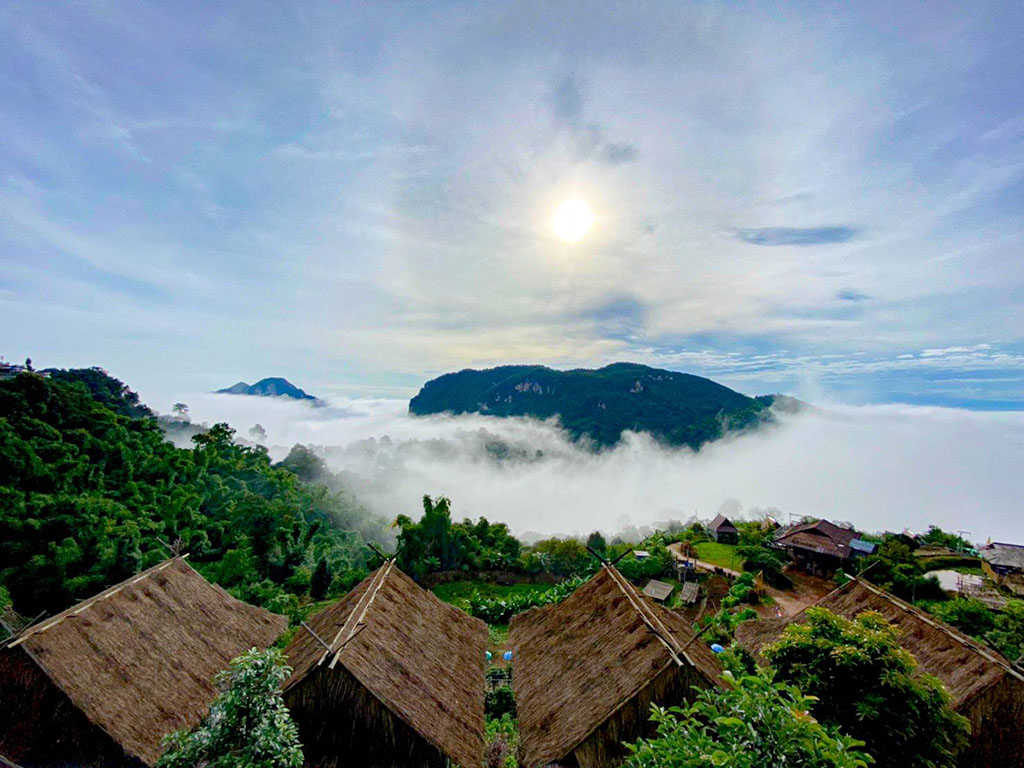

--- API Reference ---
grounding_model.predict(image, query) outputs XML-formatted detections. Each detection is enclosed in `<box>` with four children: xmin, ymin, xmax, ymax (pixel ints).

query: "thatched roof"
<box><xmin>510</xmin><ymin>565</ymin><xmax>722</xmax><ymax>768</ymax></box>
<box><xmin>3</xmin><ymin>557</ymin><xmax>286</xmax><ymax>765</ymax></box>
<box><xmin>283</xmin><ymin>561</ymin><xmax>488</xmax><ymax>768</ymax></box>
<box><xmin>734</xmin><ymin>576</ymin><xmax>1024</xmax><ymax>709</ymax></box>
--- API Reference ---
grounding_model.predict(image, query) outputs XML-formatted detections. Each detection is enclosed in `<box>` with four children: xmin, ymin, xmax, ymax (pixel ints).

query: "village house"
<box><xmin>735</xmin><ymin>576</ymin><xmax>1024</xmax><ymax>768</ymax></box>
<box><xmin>708</xmin><ymin>514</ymin><xmax>739</xmax><ymax>544</ymax></box>
<box><xmin>510</xmin><ymin>564</ymin><xmax>722</xmax><ymax>768</ymax></box>
<box><xmin>980</xmin><ymin>542</ymin><xmax>1024</xmax><ymax>596</ymax></box>
<box><xmin>0</xmin><ymin>557</ymin><xmax>286</xmax><ymax>768</ymax></box>
<box><xmin>282</xmin><ymin>560</ymin><xmax>488</xmax><ymax>768</ymax></box>
<box><xmin>772</xmin><ymin>518</ymin><xmax>876</xmax><ymax>577</ymax></box>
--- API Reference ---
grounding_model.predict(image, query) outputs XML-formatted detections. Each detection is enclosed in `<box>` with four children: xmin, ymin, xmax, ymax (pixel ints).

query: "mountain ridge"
<box><xmin>215</xmin><ymin>377</ymin><xmax>317</xmax><ymax>401</ymax></box>
<box><xmin>409</xmin><ymin>362</ymin><xmax>778</xmax><ymax>449</ymax></box>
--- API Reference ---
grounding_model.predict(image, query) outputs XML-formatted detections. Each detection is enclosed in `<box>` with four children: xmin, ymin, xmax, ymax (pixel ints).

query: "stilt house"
<box><xmin>510</xmin><ymin>564</ymin><xmax>722</xmax><ymax>768</ymax></box>
<box><xmin>0</xmin><ymin>557</ymin><xmax>286</xmax><ymax>768</ymax></box>
<box><xmin>282</xmin><ymin>560</ymin><xmax>488</xmax><ymax>768</ymax></box>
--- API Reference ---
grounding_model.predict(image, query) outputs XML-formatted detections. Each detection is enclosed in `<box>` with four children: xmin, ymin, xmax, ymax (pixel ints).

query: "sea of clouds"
<box><xmin>174</xmin><ymin>394</ymin><xmax>1024</xmax><ymax>543</ymax></box>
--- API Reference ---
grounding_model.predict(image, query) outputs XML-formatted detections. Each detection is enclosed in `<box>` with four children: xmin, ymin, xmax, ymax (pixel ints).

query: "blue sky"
<box><xmin>2</xmin><ymin>1</ymin><xmax>1023</xmax><ymax>408</ymax></box>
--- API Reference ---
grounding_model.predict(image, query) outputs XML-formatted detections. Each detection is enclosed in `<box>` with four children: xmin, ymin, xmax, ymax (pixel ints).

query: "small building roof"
<box><xmin>735</xmin><ymin>576</ymin><xmax>1024</xmax><ymax>709</ymax></box>
<box><xmin>510</xmin><ymin>566</ymin><xmax>722</xmax><ymax>768</ymax></box>
<box><xmin>642</xmin><ymin>580</ymin><xmax>675</xmax><ymax>602</ymax></box>
<box><xmin>709</xmin><ymin>514</ymin><xmax>739</xmax><ymax>533</ymax></box>
<box><xmin>981</xmin><ymin>542</ymin><xmax>1024</xmax><ymax>572</ymax></box>
<box><xmin>774</xmin><ymin>519</ymin><xmax>861</xmax><ymax>559</ymax></box>
<box><xmin>283</xmin><ymin>562</ymin><xmax>488</xmax><ymax>768</ymax></box>
<box><xmin>3</xmin><ymin>557</ymin><xmax>286</xmax><ymax>766</ymax></box>
<box><xmin>678</xmin><ymin>582</ymin><xmax>700</xmax><ymax>604</ymax></box>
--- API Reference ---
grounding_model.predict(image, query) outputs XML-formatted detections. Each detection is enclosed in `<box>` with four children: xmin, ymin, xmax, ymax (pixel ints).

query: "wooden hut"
<box><xmin>708</xmin><ymin>514</ymin><xmax>739</xmax><ymax>544</ymax></box>
<box><xmin>282</xmin><ymin>560</ymin><xmax>488</xmax><ymax>768</ymax></box>
<box><xmin>510</xmin><ymin>564</ymin><xmax>722</xmax><ymax>768</ymax></box>
<box><xmin>735</xmin><ymin>576</ymin><xmax>1024</xmax><ymax>768</ymax></box>
<box><xmin>0</xmin><ymin>557</ymin><xmax>286</xmax><ymax>768</ymax></box>
<box><xmin>772</xmin><ymin>518</ymin><xmax>875</xmax><ymax>577</ymax></box>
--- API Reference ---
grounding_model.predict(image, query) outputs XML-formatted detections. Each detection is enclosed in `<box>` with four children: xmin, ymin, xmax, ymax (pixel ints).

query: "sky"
<box><xmin>2</xmin><ymin>1</ymin><xmax>1023</xmax><ymax>408</ymax></box>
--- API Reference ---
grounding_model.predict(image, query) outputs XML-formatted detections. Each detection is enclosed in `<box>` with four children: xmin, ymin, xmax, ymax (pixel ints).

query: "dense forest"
<box><xmin>408</xmin><ymin>362</ymin><xmax>776</xmax><ymax>449</ymax></box>
<box><xmin>0</xmin><ymin>368</ymin><xmax>387</xmax><ymax>622</ymax></box>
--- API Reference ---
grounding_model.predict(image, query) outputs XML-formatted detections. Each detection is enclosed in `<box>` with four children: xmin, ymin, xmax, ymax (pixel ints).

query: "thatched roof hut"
<box><xmin>735</xmin><ymin>576</ymin><xmax>1024</xmax><ymax>768</ymax></box>
<box><xmin>510</xmin><ymin>565</ymin><xmax>722</xmax><ymax>768</ymax></box>
<box><xmin>0</xmin><ymin>557</ymin><xmax>286</xmax><ymax>768</ymax></box>
<box><xmin>282</xmin><ymin>560</ymin><xmax>488</xmax><ymax>768</ymax></box>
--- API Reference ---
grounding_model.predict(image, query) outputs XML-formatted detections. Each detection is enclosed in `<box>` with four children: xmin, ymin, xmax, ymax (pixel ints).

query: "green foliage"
<box><xmin>485</xmin><ymin>685</ymin><xmax>517</xmax><ymax>719</ymax></box>
<box><xmin>523</xmin><ymin>536</ymin><xmax>592</xmax><ymax>577</ymax></box>
<box><xmin>157</xmin><ymin>647</ymin><xmax>303</xmax><ymax>768</ymax></box>
<box><xmin>485</xmin><ymin>713</ymin><xmax>519</xmax><ymax>768</ymax></box>
<box><xmin>0</xmin><ymin>372</ymin><xmax>382</xmax><ymax>619</ymax></box>
<box><xmin>394</xmin><ymin>496</ymin><xmax>523</xmax><ymax>579</ymax></box>
<box><xmin>586</xmin><ymin>530</ymin><xmax>607</xmax><ymax>553</ymax></box>
<box><xmin>42</xmin><ymin>366</ymin><xmax>154</xmax><ymax>419</ymax></box>
<box><xmin>467</xmin><ymin>575</ymin><xmax>587</xmax><ymax>624</ymax></box>
<box><xmin>920</xmin><ymin>526</ymin><xmax>974</xmax><ymax>553</ymax></box>
<box><xmin>926</xmin><ymin>597</ymin><xmax>1024</xmax><ymax>661</ymax></box>
<box><xmin>408</xmin><ymin>363</ymin><xmax>772</xmax><ymax>449</ymax></box>
<box><xmin>737</xmin><ymin>544</ymin><xmax>792</xmax><ymax>589</ymax></box>
<box><xmin>764</xmin><ymin>608</ymin><xmax>970</xmax><ymax>768</ymax></box>
<box><xmin>622</xmin><ymin>671</ymin><xmax>872</xmax><ymax>768</ymax></box>
<box><xmin>854</xmin><ymin>535</ymin><xmax>945</xmax><ymax>602</ymax></box>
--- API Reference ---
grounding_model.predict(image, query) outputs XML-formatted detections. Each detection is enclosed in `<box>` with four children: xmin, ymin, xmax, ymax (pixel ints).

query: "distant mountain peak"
<box><xmin>215</xmin><ymin>377</ymin><xmax>317</xmax><ymax>401</ymax></box>
<box><xmin>410</xmin><ymin>362</ymin><xmax>779</xmax><ymax>449</ymax></box>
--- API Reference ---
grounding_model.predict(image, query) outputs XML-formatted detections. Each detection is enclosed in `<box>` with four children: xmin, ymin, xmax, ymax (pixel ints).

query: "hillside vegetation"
<box><xmin>0</xmin><ymin>369</ymin><xmax>385</xmax><ymax>621</ymax></box>
<box><xmin>409</xmin><ymin>362</ymin><xmax>774</xmax><ymax>449</ymax></box>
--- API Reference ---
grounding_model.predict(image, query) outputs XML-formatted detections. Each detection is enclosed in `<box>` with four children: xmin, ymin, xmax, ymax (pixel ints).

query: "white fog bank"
<box><xmin>174</xmin><ymin>393</ymin><xmax>1024</xmax><ymax>543</ymax></box>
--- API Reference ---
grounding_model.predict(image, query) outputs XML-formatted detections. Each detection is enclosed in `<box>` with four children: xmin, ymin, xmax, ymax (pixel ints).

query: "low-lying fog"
<box><xmin>171</xmin><ymin>394</ymin><xmax>1024</xmax><ymax>542</ymax></box>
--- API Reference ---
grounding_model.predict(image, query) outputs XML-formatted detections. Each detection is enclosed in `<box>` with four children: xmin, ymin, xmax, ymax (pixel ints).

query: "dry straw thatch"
<box><xmin>0</xmin><ymin>557</ymin><xmax>286</xmax><ymax>767</ymax></box>
<box><xmin>282</xmin><ymin>561</ymin><xmax>488</xmax><ymax>768</ymax></box>
<box><xmin>735</xmin><ymin>576</ymin><xmax>1024</xmax><ymax>768</ymax></box>
<box><xmin>510</xmin><ymin>565</ymin><xmax>722</xmax><ymax>768</ymax></box>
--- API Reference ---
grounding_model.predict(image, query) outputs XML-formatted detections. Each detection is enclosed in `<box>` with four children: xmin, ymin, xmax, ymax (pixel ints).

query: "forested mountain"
<box><xmin>409</xmin><ymin>362</ymin><xmax>775</xmax><ymax>449</ymax></box>
<box><xmin>216</xmin><ymin>377</ymin><xmax>318</xmax><ymax>400</ymax></box>
<box><xmin>0</xmin><ymin>370</ymin><xmax>385</xmax><ymax>622</ymax></box>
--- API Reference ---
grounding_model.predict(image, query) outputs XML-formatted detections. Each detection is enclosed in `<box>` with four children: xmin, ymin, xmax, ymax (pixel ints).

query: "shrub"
<box><xmin>622</xmin><ymin>671</ymin><xmax>871</xmax><ymax>768</ymax></box>
<box><xmin>764</xmin><ymin>608</ymin><xmax>969</xmax><ymax>768</ymax></box>
<box><xmin>157</xmin><ymin>647</ymin><xmax>303</xmax><ymax>768</ymax></box>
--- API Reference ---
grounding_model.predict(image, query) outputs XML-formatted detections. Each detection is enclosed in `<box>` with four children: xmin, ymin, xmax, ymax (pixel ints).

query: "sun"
<box><xmin>552</xmin><ymin>198</ymin><xmax>595</xmax><ymax>242</ymax></box>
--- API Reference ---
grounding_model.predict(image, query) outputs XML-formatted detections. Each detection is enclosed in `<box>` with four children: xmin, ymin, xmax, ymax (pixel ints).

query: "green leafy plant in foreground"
<box><xmin>623</xmin><ymin>671</ymin><xmax>871</xmax><ymax>768</ymax></box>
<box><xmin>157</xmin><ymin>647</ymin><xmax>303</xmax><ymax>768</ymax></box>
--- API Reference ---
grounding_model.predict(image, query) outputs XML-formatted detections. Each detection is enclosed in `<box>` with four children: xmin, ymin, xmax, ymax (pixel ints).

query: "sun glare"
<box><xmin>552</xmin><ymin>198</ymin><xmax>595</xmax><ymax>242</ymax></box>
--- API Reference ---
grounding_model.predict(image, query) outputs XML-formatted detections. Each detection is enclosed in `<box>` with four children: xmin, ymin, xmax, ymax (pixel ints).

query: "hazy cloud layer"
<box><xmin>178</xmin><ymin>394</ymin><xmax>1024</xmax><ymax>543</ymax></box>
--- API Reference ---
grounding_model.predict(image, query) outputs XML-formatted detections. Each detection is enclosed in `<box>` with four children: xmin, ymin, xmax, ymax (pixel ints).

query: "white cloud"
<box><xmin>179</xmin><ymin>393</ymin><xmax>1024</xmax><ymax>543</ymax></box>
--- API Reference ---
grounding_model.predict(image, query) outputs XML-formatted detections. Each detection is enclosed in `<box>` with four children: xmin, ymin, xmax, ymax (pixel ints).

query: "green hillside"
<box><xmin>409</xmin><ymin>362</ymin><xmax>774</xmax><ymax>449</ymax></box>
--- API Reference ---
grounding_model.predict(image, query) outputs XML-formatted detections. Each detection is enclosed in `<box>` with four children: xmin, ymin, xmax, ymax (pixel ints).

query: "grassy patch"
<box><xmin>432</xmin><ymin>580</ymin><xmax>552</xmax><ymax>611</ymax></box>
<box><xmin>694</xmin><ymin>541</ymin><xmax>743</xmax><ymax>571</ymax></box>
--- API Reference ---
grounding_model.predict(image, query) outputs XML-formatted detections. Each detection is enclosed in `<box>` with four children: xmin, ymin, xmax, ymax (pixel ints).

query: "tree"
<box><xmin>249</xmin><ymin>423</ymin><xmax>267</xmax><ymax>443</ymax></box>
<box><xmin>586</xmin><ymin>530</ymin><xmax>607</xmax><ymax>554</ymax></box>
<box><xmin>764</xmin><ymin>608</ymin><xmax>969</xmax><ymax>768</ymax></box>
<box><xmin>157</xmin><ymin>647</ymin><xmax>303</xmax><ymax>768</ymax></box>
<box><xmin>623</xmin><ymin>671</ymin><xmax>871</xmax><ymax>768</ymax></box>
<box><xmin>172</xmin><ymin>402</ymin><xmax>190</xmax><ymax>421</ymax></box>
<box><xmin>310</xmin><ymin>556</ymin><xmax>331</xmax><ymax>601</ymax></box>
